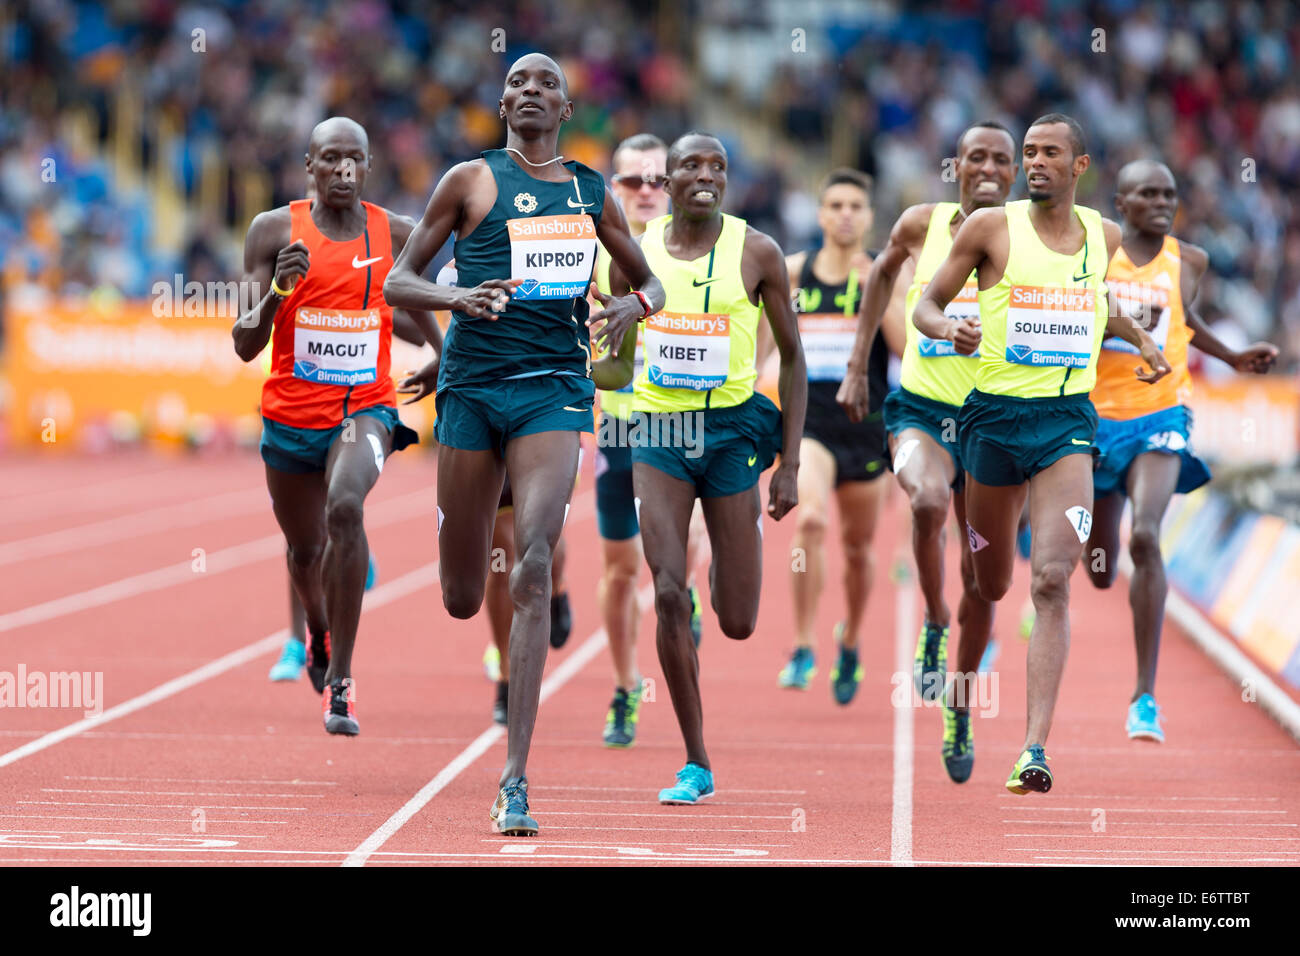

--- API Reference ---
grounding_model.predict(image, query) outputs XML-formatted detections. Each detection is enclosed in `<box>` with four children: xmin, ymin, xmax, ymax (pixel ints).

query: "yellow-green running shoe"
<box><xmin>603</xmin><ymin>684</ymin><xmax>642</xmax><ymax>747</ymax></box>
<box><xmin>689</xmin><ymin>585</ymin><xmax>703</xmax><ymax>647</ymax></box>
<box><xmin>913</xmin><ymin>622</ymin><xmax>949</xmax><ymax>702</ymax></box>
<box><xmin>829</xmin><ymin>623</ymin><xmax>863</xmax><ymax>706</ymax></box>
<box><xmin>483</xmin><ymin>642</ymin><xmax>501</xmax><ymax>682</ymax></box>
<box><xmin>1005</xmin><ymin>745</ymin><xmax>1052</xmax><ymax>795</ymax></box>
<box><xmin>941</xmin><ymin>704</ymin><xmax>974</xmax><ymax>783</ymax></box>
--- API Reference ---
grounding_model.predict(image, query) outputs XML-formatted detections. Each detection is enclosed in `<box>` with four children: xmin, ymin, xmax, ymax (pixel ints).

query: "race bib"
<box><xmin>508</xmin><ymin>215</ymin><xmax>597</xmax><ymax>300</ymax></box>
<box><xmin>1005</xmin><ymin>285</ymin><xmax>1096</xmax><ymax>368</ymax></box>
<box><xmin>799</xmin><ymin>313</ymin><xmax>857</xmax><ymax>381</ymax></box>
<box><xmin>644</xmin><ymin>312</ymin><xmax>730</xmax><ymax>391</ymax></box>
<box><xmin>293</xmin><ymin>307</ymin><xmax>381</xmax><ymax>385</ymax></box>
<box><xmin>918</xmin><ymin>281</ymin><xmax>981</xmax><ymax>358</ymax></box>
<box><xmin>1101</xmin><ymin>278</ymin><xmax>1171</xmax><ymax>354</ymax></box>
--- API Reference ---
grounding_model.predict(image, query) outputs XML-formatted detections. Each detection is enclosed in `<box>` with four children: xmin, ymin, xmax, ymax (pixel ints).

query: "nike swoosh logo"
<box><xmin>1071</xmin><ymin>438</ymin><xmax>1090</xmax><ymax>446</ymax></box>
<box><xmin>563</xmin><ymin>406</ymin><xmax>585</xmax><ymax>412</ymax></box>
<box><xmin>747</xmin><ymin>455</ymin><xmax>758</xmax><ymax>466</ymax></box>
<box><xmin>692</xmin><ymin>278</ymin><xmax>717</xmax><ymax>287</ymax></box>
<box><xmin>1072</xmin><ymin>271</ymin><xmax>1092</xmax><ymax>282</ymax></box>
<box><xmin>567</xmin><ymin>198</ymin><xmax>594</xmax><ymax>209</ymax></box>
<box><xmin>352</xmin><ymin>255</ymin><xmax>384</xmax><ymax>269</ymax></box>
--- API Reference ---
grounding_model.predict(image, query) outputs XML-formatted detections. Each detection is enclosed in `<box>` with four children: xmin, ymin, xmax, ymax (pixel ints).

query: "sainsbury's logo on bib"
<box><xmin>1005</xmin><ymin>285</ymin><xmax>1096</xmax><ymax>369</ymax></box>
<box><xmin>508</xmin><ymin>215</ymin><xmax>598</xmax><ymax>299</ymax></box>
<box><xmin>644</xmin><ymin>311</ymin><xmax>731</xmax><ymax>391</ymax></box>
<box><xmin>293</xmin><ymin>307</ymin><xmax>381</xmax><ymax>386</ymax></box>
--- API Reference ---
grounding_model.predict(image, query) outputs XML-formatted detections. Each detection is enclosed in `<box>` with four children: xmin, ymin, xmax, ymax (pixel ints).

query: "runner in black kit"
<box><xmin>774</xmin><ymin>170</ymin><xmax>902</xmax><ymax>704</ymax></box>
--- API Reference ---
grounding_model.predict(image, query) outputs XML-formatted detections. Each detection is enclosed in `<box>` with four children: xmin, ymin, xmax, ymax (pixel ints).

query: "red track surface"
<box><xmin>1</xmin><ymin>449</ymin><xmax>1296</xmax><ymax>866</ymax></box>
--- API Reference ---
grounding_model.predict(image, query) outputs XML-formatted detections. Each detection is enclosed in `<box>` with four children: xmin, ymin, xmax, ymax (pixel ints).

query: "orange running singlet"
<box><xmin>1092</xmin><ymin>235</ymin><xmax>1193</xmax><ymax>420</ymax></box>
<box><xmin>261</xmin><ymin>200</ymin><xmax>396</xmax><ymax>429</ymax></box>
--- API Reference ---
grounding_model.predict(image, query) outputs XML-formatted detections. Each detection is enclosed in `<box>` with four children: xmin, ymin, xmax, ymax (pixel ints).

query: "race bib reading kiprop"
<box><xmin>508</xmin><ymin>215</ymin><xmax>598</xmax><ymax>300</ymax></box>
<box><xmin>293</xmin><ymin>307</ymin><xmax>381</xmax><ymax>386</ymax></box>
<box><xmin>1100</xmin><ymin>277</ymin><xmax>1171</xmax><ymax>355</ymax></box>
<box><xmin>917</xmin><ymin>281</ymin><xmax>981</xmax><ymax>358</ymax></box>
<box><xmin>1005</xmin><ymin>285</ymin><xmax>1096</xmax><ymax>368</ymax></box>
<box><xmin>799</xmin><ymin>313</ymin><xmax>857</xmax><ymax>381</ymax></box>
<box><xmin>645</xmin><ymin>312</ymin><xmax>731</xmax><ymax>391</ymax></box>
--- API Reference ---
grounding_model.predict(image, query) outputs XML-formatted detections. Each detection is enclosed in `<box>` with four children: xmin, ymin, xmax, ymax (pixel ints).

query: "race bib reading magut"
<box><xmin>293</xmin><ymin>307</ymin><xmax>381</xmax><ymax>385</ymax></box>
<box><xmin>644</xmin><ymin>312</ymin><xmax>731</xmax><ymax>391</ymax></box>
<box><xmin>508</xmin><ymin>215</ymin><xmax>598</xmax><ymax>299</ymax></box>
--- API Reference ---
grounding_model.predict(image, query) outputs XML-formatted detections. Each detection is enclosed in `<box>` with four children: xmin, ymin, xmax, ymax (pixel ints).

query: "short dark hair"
<box><xmin>1028</xmin><ymin>113</ymin><xmax>1086</xmax><ymax>158</ymax></box>
<box><xmin>666</xmin><ymin>132</ymin><xmax>726</xmax><ymax>172</ymax></box>
<box><xmin>820</xmin><ymin>168</ymin><xmax>873</xmax><ymax>200</ymax></box>
<box><xmin>957</xmin><ymin>120</ymin><xmax>1014</xmax><ymax>156</ymax></box>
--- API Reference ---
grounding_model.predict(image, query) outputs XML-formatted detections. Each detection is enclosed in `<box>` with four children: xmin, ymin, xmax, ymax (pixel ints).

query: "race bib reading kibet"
<box><xmin>1100</xmin><ymin>277</ymin><xmax>1171</xmax><ymax>355</ymax></box>
<box><xmin>1005</xmin><ymin>285</ymin><xmax>1096</xmax><ymax>368</ymax></box>
<box><xmin>645</xmin><ymin>312</ymin><xmax>731</xmax><ymax>391</ymax></box>
<box><xmin>799</xmin><ymin>313</ymin><xmax>857</xmax><ymax>381</ymax></box>
<box><xmin>293</xmin><ymin>307</ymin><xmax>381</xmax><ymax>386</ymax></box>
<box><xmin>508</xmin><ymin>215</ymin><xmax>598</xmax><ymax>300</ymax></box>
<box><xmin>918</xmin><ymin>281</ymin><xmax>981</xmax><ymax>358</ymax></box>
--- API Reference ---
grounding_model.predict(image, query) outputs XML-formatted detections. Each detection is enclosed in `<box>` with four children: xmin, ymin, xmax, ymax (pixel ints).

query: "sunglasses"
<box><xmin>612</xmin><ymin>174</ymin><xmax>669</xmax><ymax>190</ymax></box>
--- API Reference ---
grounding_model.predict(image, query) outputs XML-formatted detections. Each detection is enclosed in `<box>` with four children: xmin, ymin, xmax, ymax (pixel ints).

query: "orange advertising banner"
<box><xmin>0</xmin><ymin>302</ymin><xmax>441</xmax><ymax>447</ymax></box>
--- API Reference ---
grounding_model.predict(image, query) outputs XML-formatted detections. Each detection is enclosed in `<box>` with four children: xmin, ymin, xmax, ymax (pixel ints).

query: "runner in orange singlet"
<box><xmin>233</xmin><ymin>117</ymin><xmax>443</xmax><ymax>736</ymax></box>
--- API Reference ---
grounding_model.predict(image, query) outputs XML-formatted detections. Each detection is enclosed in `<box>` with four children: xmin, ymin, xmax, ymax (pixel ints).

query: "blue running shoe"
<box><xmin>658</xmin><ymin>762</ymin><xmax>715</xmax><ymax>805</ymax></box>
<box><xmin>268</xmin><ymin>636</ymin><xmax>306</xmax><ymax>682</ymax></box>
<box><xmin>829</xmin><ymin>624</ymin><xmax>863</xmax><ymax>706</ymax></box>
<box><xmin>942</xmin><ymin>704</ymin><xmax>974</xmax><ymax>783</ymax></box>
<box><xmin>365</xmin><ymin>553</ymin><xmax>378</xmax><ymax>592</ymax></box>
<box><xmin>689</xmin><ymin>586</ymin><xmax>703</xmax><ymax>648</ymax></box>
<box><xmin>778</xmin><ymin>646</ymin><xmax>816</xmax><ymax>689</ymax></box>
<box><xmin>1126</xmin><ymin>694</ymin><xmax>1165</xmax><ymax>743</ymax></box>
<box><xmin>490</xmin><ymin>776</ymin><xmax>539</xmax><ymax>836</ymax></box>
<box><xmin>1016</xmin><ymin>522</ymin><xmax>1032</xmax><ymax>560</ymax></box>
<box><xmin>978</xmin><ymin>639</ymin><xmax>999</xmax><ymax>674</ymax></box>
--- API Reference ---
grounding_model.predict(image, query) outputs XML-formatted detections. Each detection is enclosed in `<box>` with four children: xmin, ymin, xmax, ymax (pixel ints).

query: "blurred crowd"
<box><xmin>3</xmin><ymin>0</ymin><xmax>1300</xmax><ymax>372</ymax></box>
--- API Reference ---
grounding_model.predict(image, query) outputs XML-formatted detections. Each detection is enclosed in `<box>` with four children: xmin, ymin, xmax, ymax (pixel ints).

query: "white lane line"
<box><xmin>546</xmin><ymin>825</ymin><xmax>788</xmax><ymax>833</ymax></box>
<box><xmin>1003</xmin><ymin>819</ymin><xmax>1297</xmax><ymax>827</ymax></box>
<box><xmin>62</xmin><ymin>776</ymin><xmax>338</xmax><ymax>785</ymax></box>
<box><xmin>533</xmin><ymin>798</ymin><xmax>796</xmax><ymax>807</ymax></box>
<box><xmin>1010</xmin><ymin>846</ymin><xmax>1295</xmax><ymax>856</ymax></box>
<box><xmin>1032</xmin><ymin>854</ymin><xmax>1296</xmax><ymax>864</ymax></box>
<box><xmin>890</xmin><ymin>565</ymin><xmax>917</xmax><ymax>866</ymax></box>
<box><xmin>2</xmin><ymin>829</ymin><xmax>270</xmax><ymax>838</ymax></box>
<box><xmin>536</xmin><ymin>811</ymin><xmax>795</xmax><ymax>819</ymax></box>
<box><xmin>538</xmin><ymin>785</ymin><xmax>807</xmax><ymax>795</ymax></box>
<box><xmin>0</xmin><ymin>488</ymin><xmax>266</xmax><ymax>567</ymax></box>
<box><xmin>1005</xmin><ymin>833</ymin><xmax>1300</xmax><ymax>841</ymax></box>
<box><xmin>476</xmin><ymin>838</ymin><xmax>795</xmax><ymax>848</ymax></box>
<box><xmin>997</xmin><ymin>806</ymin><xmax>1286</xmax><ymax>814</ymax></box>
<box><xmin>18</xmin><ymin>801</ymin><xmax>310</xmax><ymax>811</ymax></box>
<box><xmin>0</xmin><ymin>487</ymin><xmax>433</xmax><ymax>633</ymax></box>
<box><xmin>342</xmin><ymin>581</ymin><xmax>654</xmax><ymax>868</ymax></box>
<box><xmin>0</xmin><ymin>561</ymin><xmax>438</xmax><ymax>769</ymax></box>
<box><xmin>40</xmin><ymin>789</ymin><xmax>326</xmax><ymax>798</ymax></box>
<box><xmin>1065</xmin><ymin>795</ymin><xmax>1281</xmax><ymax>801</ymax></box>
<box><xmin>0</xmin><ymin>813</ymin><xmax>292</xmax><ymax>824</ymax></box>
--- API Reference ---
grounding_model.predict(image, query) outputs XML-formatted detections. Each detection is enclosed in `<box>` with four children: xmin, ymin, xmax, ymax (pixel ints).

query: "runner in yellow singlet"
<box><xmin>602</xmin><ymin>133</ymin><xmax>807</xmax><ymax>805</ymax></box>
<box><xmin>913</xmin><ymin>114</ymin><xmax>1170</xmax><ymax>795</ymax></box>
<box><xmin>838</xmin><ymin>121</ymin><xmax>1017</xmax><ymax>782</ymax></box>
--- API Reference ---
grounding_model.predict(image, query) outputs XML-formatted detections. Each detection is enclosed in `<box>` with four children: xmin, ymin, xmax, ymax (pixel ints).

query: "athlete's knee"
<box><xmin>509</xmin><ymin>540</ymin><xmax>554</xmax><ymax>607</ymax></box>
<box><xmin>959</xmin><ymin>555</ymin><xmax>982</xmax><ymax>601</ymax></box>
<box><xmin>651</xmin><ymin>571</ymin><xmax>692</xmax><ymax>631</ymax></box>
<box><xmin>443</xmin><ymin>578</ymin><xmax>485</xmax><ymax>619</ymax></box>
<box><xmin>285</xmin><ymin>537</ymin><xmax>324</xmax><ymax>571</ymax></box>
<box><xmin>717</xmin><ymin>606</ymin><xmax>757</xmax><ymax>642</ymax></box>
<box><xmin>841</xmin><ymin>533</ymin><xmax>873</xmax><ymax>572</ymax></box>
<box><xmin>910</xmin><ymin>485</ymin><xmax>949</xmax><ymax>536</ymax></box>
<box><xmin>1030</xmin><ymin>560</ymin><xmax>1073</xmax><ymax>610</ymax></box>
<box><xmin>795</xmin><ymin>506</ymin><xmax>829</xmax><ymax>542</ymax></box>
<box><xmin>974</xmin><ymin>561</ymin><xmax>1012</xmax><ymax>603</ymax></box>
<box><xmin>1128</xmin><ymin>522</ymin><xmax>1163</xmax><ymax>570</ymax></box>
<box><xmin>324</xmin><ymin>491</ymin><xmax>365</xmax><ymax>542</ymax></box>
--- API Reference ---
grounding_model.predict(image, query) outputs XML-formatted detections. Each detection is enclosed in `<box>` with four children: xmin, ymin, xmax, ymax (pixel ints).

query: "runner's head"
<box><xmin>817</xmin><ymin>169</ymin><xmax>873</xmax><ymax>250</ymax></box>
<box><xmin>500</xmin><ymin>53</ymin><xmax>573</xmax><ymax>135</ymax></box>
<box><xmin>955</xmin><ymin>121</ymin><xmax>1017</xmax><ymax>209</ymax></box>
<box><xmin>305</xmin><ymin>117</ymin><xmax>370</xmax><ymax>208</ymax></box>
<box><xmin>1023</xmin><ymin>113</ymin><xmax>1089</xmax><ymax>203</ymax></box>
<box><xmin>665</xmin><ymin>133</ymin><xmax>727</xmax><ymax>222</ymax></box>
<box><xmin>1114</xmin><ymin>159</ymin><xmax>1177</xmax><ymax>238</ymax></box>
<box><xmin>611</xmin><ymin>133</ymin><xmax>669</xmax><ymax>232</ymax></box>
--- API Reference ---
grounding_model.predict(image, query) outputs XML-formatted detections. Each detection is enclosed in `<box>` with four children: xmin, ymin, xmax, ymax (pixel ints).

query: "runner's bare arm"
<box><xmin>914</xmin><ymin>207</ymin><xmax>999</xmax><ymax>354</ymax></box>
<box><xmin>839</xmin><ymin>204</ymin><xmax>930</xmax><ymax>418</ymax></box>
<box><xmin>592</xmin><ymin>196</ymin><xmax>665</xmax><ymax>352</ymax></box>
<box><xmin>232</xmin><ymin>209</ymin><xmax>304</xmax><ymax>362</ymax></box>
<box><xmin>588</xmin><ymin>283</ymin><xmax>637</xmax><ymax>390</ymax></box>
<box><xmin>879</xmin><ymin>256</ymin><xmax>913</xmax><ymax>358</ymax></box>
<box><xmin>1178</xmin><ymin>242</ymin><xmax>1278</xmax><ymax>373</ymax></box>
<box><xmin>382</xmin><ymin>162</ymin><xmax>521</xmax><ymax>319</ymax></box>
<box><xmin>388</xmin><ymin>213</ymin><xmax>445</xmax><ymax>353</ymax></box>
<box><xmin>753</xmin><ymin>230</ymin><xmax>807</xmax><ymax>521</ymax></box>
